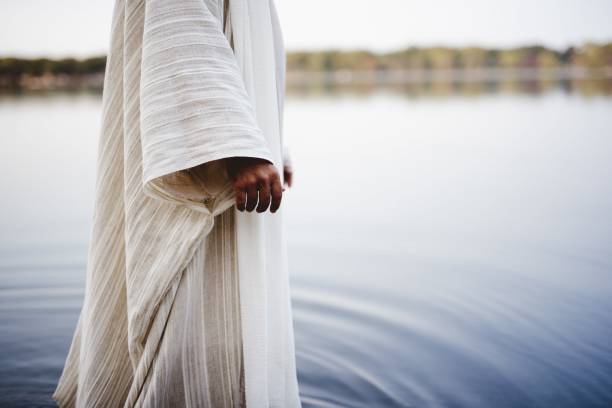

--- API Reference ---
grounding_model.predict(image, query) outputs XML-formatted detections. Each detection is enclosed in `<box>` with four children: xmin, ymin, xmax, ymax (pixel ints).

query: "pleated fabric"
<box><xmin>135</xmin><ymin>208</ymin><xmax>245</xmax><ymax>408</ymax></box>
<box><xmin>52</xmin><ymin>0</ymin><xmax>301</xmax><ymax>406</ymax></box>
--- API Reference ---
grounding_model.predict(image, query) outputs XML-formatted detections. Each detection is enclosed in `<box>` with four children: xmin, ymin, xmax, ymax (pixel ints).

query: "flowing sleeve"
<box><xmin>138</xmin><ymin>0</ymin><xmax>273</xmax><ymax>215</ymax></box>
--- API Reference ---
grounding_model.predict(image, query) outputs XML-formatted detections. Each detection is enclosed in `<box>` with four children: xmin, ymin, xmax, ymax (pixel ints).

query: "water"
<box><xmin>1</xmin><ymin>83</ymin><xmax>611</xmax><ymax>407</ymax></box>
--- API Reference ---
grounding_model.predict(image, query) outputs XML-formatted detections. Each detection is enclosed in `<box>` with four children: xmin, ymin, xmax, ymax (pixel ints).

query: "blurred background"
<box><xmin>1</xmin><ymin>0</ymin><xmax>612</xmax><ymax>407</ymax></box>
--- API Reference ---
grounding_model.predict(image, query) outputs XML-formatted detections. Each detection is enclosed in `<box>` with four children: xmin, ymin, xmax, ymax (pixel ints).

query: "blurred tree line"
<box><xmin>1</xmin><ymin>43</ymin><xmax>611</xmax><ymax>90</ymax></box>
<box><xmin>287</xmin><ymin>43</ymin><xmax>612</xmax><ymax>71</ymax></box>
<box><xmin>0</xmin><ymin>56</ymin><xmax>105</xmax><ymax>83</ymax></box>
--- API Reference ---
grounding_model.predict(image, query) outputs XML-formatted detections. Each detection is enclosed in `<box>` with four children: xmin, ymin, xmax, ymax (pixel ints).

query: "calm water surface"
<box><xmin>1</xmin><ymin>85</ymin><xmax>611</xmax><ymax>407</ymax></box>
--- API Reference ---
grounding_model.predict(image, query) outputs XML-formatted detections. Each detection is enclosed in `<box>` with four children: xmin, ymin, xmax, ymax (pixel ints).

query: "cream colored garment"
<box><xmin>135</xmin><ymin>208</ymin><xmax>245</xmax><ymax>407</ymax></box>
<box><xmin>52</xmin><ymin>0</ymin><xmax>301</xmax><ymax>406</ymax></box>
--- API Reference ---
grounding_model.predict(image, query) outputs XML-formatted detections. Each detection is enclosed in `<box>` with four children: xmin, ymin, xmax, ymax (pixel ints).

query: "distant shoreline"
<box><xmin>2</xmin><ymin>68</ymin><xmax>610</xmax><ymax>95</ymax></box>
<box><xmin>1</xmin><ymin>43</ymin><xmax>611</xmax><ymax>91</ymax></box>
<box><xmin>287</xmin><ymin>66</ymin><xmax>612</xmax><ymax>86</ymax></box>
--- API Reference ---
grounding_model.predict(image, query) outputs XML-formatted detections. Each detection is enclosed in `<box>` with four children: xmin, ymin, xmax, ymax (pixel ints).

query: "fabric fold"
<box><xmin>139</xmin><ymin>0</ymin><xmax>274</xmax><ymax>215</ymax></box>
<box><xmin>121</xmin><ymin>1</ymin><xmax>278</xmax><ymax>401</ymax></box>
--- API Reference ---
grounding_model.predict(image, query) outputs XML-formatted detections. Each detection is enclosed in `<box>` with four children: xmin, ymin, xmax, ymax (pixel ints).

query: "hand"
<box><xmin>283</xmin><ymin>163</ymin><xmax>293</xmax><ymax>189</ymax></box>
<box><xmin>225</xmin><ymin>157</ymin><xmax>283</xmax><ymax>213</ymax></box>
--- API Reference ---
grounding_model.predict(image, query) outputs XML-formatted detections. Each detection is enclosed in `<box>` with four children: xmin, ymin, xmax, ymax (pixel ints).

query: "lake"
<box><xmin>1</xmin><ymin>81</ymin><xmax>611</xmax><ymax>407</ymax></box>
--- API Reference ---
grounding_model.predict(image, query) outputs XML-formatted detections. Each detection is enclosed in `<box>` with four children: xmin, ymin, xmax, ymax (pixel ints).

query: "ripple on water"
<box><xmin>291</xmin><ymin>259</ymin><xmax>612</xmax><ymax>408</ymax></box>
<box><xmin>1</xmin><ymin>250</ymin><xmax>612</xmax><ymax>407</ymax></box>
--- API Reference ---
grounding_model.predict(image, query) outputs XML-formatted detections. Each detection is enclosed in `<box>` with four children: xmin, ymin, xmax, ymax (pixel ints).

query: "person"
<box><xmin>52</xmin><ymin>0</ymin><xmax>302</xmax><ymax>406</ymax></box>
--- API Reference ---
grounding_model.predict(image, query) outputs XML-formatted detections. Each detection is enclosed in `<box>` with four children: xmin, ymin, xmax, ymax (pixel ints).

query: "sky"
<box><xmin>1</xmin><ymin>0</ymin><xmax>611</xmax><ymax>58</ymax></box>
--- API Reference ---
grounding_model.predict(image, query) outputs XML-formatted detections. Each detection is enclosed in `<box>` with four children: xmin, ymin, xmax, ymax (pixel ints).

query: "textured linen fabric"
<box><xmin>135</xmin><ymin>208</ymin><xmax>245</xmax><ymax>407</ymax></box>
<box><xmin>52</xmin><ymin>0</ymin><xmax>301</xmax><ymax>406</ymax></box>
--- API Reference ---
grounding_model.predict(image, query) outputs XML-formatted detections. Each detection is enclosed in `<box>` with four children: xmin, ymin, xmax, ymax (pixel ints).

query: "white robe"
<box><xmin>52</xmin><ymin>0</ymin><xmax>301</xmax><ymax>406</ymax></box>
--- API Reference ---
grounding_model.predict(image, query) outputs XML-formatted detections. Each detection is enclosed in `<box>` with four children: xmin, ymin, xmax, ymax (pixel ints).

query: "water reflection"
<box><xmin>286</xmin><ymin>77</ymin><xmax>612</xmax><ymax>98</ymax></box>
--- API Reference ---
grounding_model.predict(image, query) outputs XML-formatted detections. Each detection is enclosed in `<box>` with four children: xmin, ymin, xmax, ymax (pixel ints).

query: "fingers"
<box><xmin>245</xmin><ymin>182</ymin><xmax>258</xmax><ymax>212</ymax></box>
<box><xmin>232</xmin><ymin>162</ymin><xmax>284</xmax><ymax>213</ymax></box>
<box><xmin>235</xmin><ymin>188</ymin><xmax>247</xmax><ymax>211</ymax></box>
<box><xmin>256</xmin><ymin>177</ymin><xmax>271</xmax><ymax>213</ymax></box>
<box><xmin>270</xmin><ymin>175</ymin><xmax>283</xmax><ymax>213</ymax></box>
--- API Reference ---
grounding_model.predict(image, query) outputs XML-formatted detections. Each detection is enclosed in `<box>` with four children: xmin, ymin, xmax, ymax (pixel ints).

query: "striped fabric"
<box><xmin>52</xmin><ymin>0</ymin><xmax>301</xmax><ymax>406</ymax></box>
<box><xmin>134</xmin><ymin>209</ymin><xmax>245</xmax><ymax>407</ymax></box>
